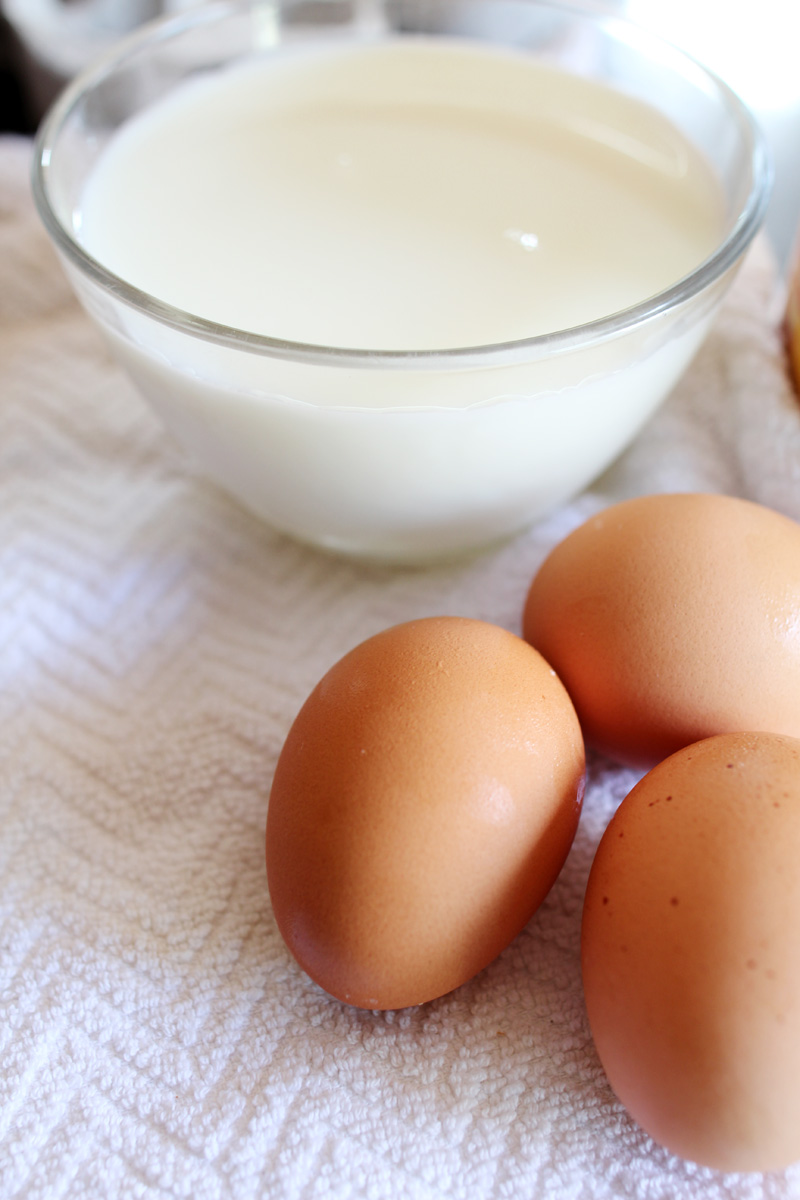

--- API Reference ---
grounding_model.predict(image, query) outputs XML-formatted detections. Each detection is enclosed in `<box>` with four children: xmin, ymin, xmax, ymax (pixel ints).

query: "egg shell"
<box><xmin>266</xmin><ymin>616</ymin><xmax>585</xmax><ymax>1010</ymax></box>
<box><xmin>523</xmin><ymin>492</ymin><xmax>800</xmax><ymax>768</ymax></box>
<box><xmin>582</xmin><ymin>731</ymin><xmax>800</xmax><ymax>1172</ymax></box>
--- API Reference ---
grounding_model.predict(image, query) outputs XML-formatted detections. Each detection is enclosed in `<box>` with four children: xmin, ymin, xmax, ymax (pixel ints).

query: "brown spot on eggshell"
<box><xmin>582</xmin><ymin>731</ymin><xmax>800</xmax><ymax>1173</ymax></box>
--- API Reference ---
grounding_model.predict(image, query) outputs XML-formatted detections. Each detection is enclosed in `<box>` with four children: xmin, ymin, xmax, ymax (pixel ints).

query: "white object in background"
<box><xmin>2</xmin><ymin>0</ymin><xmax>200</xmax><ymax>78</ymax></box>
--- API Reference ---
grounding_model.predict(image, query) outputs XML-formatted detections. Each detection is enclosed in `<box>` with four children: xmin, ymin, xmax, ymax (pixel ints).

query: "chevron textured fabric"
<box><xmin>2</xmin><ymin>133</ymin><xmax>800</xmax><ymax>1199</ymax></box>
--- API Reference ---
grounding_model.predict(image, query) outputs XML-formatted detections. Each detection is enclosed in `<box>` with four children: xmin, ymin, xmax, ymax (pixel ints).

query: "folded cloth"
<box><xmin>2</xmin><ymin>132</ymin><xmax>800</xmax><ymax>1199</ymax></box>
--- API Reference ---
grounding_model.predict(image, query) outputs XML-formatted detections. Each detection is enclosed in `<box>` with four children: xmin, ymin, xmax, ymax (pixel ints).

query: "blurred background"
<box><xmin>1</xmin><ymin>0</ymin><xmax>798</xmax><ymax>270</ymax></box>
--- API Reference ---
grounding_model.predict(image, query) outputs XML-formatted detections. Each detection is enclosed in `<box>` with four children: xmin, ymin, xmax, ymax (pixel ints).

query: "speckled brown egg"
<box><xmin>266</xmin><ymin>616</ymin><xmax>585</xmax><ymax>1010</ymax></box>
<box><xmin>523</xmin><ymin>492</ymin><xmax>800</xmax><ymax>768</ymax></box>
<box><xmin>582</xmin><ymin>731</ymin><xmax>800</xmax><ymax>1172</ymax></box>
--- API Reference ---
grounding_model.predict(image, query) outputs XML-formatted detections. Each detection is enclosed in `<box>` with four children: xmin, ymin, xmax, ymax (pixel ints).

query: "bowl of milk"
<box><xmin>32</xmin><ymin>0</ymin><xmax>770</xmax><ymax>562</ymax></box>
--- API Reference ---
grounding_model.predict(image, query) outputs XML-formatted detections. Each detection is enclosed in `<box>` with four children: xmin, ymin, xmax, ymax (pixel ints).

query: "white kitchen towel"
<box><xmin>2</xmin><ymin>131</ymin><xmax>800</xmax><ymax>1199</ymax></box>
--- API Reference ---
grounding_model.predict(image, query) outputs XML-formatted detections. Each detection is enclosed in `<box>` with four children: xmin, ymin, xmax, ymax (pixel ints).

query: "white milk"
<box><xmin>72</xmin><ymin>37</ymin><xmax>727</xmax><ymax>559</ymax></box>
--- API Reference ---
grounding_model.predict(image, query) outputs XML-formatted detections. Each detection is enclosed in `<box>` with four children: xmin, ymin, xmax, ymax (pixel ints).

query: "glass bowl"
<box><xmin>32</xmin><ymin>0</ymin><xmax>771</xmax><ymax>563</ymax></box>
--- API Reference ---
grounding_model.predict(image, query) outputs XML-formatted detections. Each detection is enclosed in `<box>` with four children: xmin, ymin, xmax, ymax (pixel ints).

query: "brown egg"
<box><xmin>582</xmin><ymin>732</ymin><xmax>800</xmax><ymax>1172</ymax></box>
<box><xmin>266</xmin><ymin>616</ymin><xmax>585</xmax><ymax>1010</ymax></box>
<box><xmin>523</xmin><ymin>493</ymin><xmax>800</xmax><ymax>768</ymax></box>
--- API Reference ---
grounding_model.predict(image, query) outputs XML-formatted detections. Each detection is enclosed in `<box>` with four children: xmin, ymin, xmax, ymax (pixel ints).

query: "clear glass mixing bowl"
<box><xmin>32</xmin><ymin>0</ymin><xmax>771</xmax><ymax>562</ymax></box>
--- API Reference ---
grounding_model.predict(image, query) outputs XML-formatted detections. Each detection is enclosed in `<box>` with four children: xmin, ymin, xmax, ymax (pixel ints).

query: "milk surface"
<box><xmin>78</xmin><ymin>37</ymin><xmax>722</xmax><ymax>355</ymax></box>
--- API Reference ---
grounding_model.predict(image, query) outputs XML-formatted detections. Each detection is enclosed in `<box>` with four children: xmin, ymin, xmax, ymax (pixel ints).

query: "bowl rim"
<box><xmin>31</xmin><ymin>0</ymin><xmax>773</xmax><ymax>370</ymax></box>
